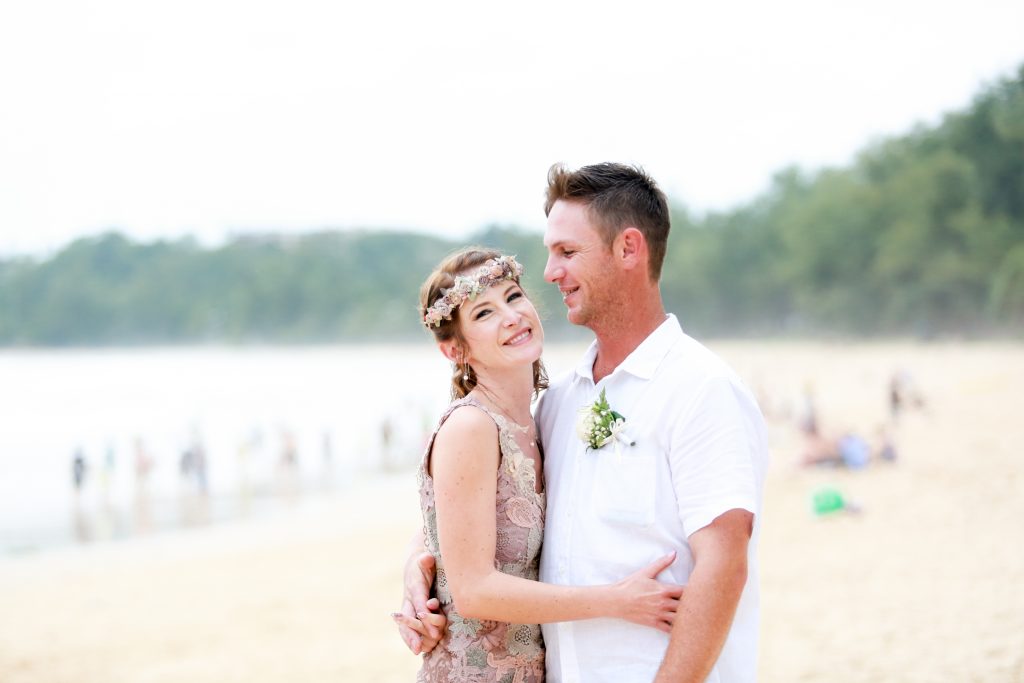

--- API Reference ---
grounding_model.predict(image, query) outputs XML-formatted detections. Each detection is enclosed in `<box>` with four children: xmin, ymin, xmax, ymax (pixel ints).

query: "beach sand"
<box><xmin>2</xmin><ymin>342</ymin><xmax>1023</xmax><ymax>682</ymax></box>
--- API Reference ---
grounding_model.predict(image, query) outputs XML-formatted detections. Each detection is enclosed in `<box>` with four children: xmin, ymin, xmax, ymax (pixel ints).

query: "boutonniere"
<box><xmin>576</xmin><ymin>388</ymin><xmax>636</xmax><ymax>452</ymax></box>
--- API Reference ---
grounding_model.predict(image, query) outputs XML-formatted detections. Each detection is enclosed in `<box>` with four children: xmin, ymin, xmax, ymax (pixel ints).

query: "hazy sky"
<box><xmin>2</xmin><ymin>0</ymin><xmax>1022</xmax><ymax>256</ymax></box>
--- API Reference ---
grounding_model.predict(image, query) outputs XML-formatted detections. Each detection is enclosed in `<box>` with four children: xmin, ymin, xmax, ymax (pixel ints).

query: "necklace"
<box><xmin>472</xmin><ymin>387</ymin><xmax>537</xmax><ymax>448</ymax></box>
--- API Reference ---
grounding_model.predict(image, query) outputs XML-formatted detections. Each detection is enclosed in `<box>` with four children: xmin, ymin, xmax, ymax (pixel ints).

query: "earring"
<box><xmin>463</xmin><ymin>362</ymin><xmax>470</xmax><ymax>382</ymax></box>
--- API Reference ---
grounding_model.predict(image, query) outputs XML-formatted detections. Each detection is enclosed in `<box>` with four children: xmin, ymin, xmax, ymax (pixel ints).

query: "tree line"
<box><xmin>1</xmin><ymin>66</ymin><xmax>1021</xmax><ymax>345</ymax></box>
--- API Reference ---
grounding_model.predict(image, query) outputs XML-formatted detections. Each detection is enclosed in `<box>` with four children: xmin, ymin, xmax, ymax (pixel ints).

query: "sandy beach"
<box><xmin>2</xmin><ymin>341</ymin><xmax>1023</xmax><ymax>682</ymax></box>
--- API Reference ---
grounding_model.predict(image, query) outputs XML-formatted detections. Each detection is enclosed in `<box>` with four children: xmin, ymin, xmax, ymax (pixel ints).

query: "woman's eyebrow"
<box><xmin>467</xmin><ymin>282</ymin><xmax>517</xmax><ymax>315</ymax></box>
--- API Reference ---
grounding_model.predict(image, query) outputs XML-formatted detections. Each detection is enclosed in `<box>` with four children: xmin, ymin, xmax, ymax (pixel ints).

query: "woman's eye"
<box><xmin>508</xmin><ymin>291</ymin><xmax>523</xmax><ymax>302</ymax></box>
<box><xmin>474</xmin><ymin>309</ymin><xmax>490</xmax><ymax>320</ymax></box>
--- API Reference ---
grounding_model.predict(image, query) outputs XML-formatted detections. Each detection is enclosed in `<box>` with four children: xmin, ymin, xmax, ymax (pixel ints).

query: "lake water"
<box><xmin>0</xmin><ymin>344</ymin><xmax>587</xmax><ymax>555</ymax></box>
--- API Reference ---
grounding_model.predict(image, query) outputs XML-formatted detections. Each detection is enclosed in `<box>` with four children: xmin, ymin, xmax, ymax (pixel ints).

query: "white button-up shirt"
<box><xmin>536</xmin><ymin>315</ymin><xmax>768</xmax><ymax>683</ymax></box>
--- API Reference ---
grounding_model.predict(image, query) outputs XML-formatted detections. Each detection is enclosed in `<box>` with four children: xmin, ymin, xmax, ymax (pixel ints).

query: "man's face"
<box><xmin>543</xmin><ymin>200</ymin><xmax>617</xmax><ymax>329</ymax></box>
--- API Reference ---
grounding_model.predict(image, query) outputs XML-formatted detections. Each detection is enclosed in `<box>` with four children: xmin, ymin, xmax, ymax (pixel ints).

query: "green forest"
<box><xmin>2</xmin><ymin>67</ymin><xmax>1022</xmax><ymax>345</ymax></box>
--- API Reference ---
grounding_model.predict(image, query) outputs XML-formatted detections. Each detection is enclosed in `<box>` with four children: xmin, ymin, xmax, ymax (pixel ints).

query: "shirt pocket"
<box><xmin>590</xmin><ymin>445</ymin><xmax>657</xmax><ymax>528</ymax></box>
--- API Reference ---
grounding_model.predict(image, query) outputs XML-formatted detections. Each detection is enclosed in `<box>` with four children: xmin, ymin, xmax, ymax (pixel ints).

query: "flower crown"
<box><xmin>423</xmin><ymin>255</ymin><xmax>524</xmax><ymax>328</ymax></box>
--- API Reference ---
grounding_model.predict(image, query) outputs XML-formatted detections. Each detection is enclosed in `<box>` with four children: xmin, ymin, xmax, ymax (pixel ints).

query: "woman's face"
<box><xmin>455</xmin><ymin>279</ymin><xmax>543</xmax><ymax>375</ymax></box>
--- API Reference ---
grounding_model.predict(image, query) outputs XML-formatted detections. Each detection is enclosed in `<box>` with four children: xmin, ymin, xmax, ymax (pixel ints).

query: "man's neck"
<box><xmin>590</xmin><ymin>294</ymin><xmax>667</xmax><ymax>383</ymax></box>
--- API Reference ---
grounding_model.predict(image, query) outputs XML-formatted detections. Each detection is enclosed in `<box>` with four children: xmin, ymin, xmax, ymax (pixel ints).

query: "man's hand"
<box><xmin>393</xmin><ymin>552</ymin><xmax>447</xmax><ymax>655</ymax></box>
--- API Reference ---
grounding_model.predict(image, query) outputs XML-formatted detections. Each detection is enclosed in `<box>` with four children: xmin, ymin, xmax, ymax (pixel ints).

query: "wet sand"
<box><xmin>2</xmin><ymin>342</ymin><xmax>1022</xmax><ymax>682</ymax></box>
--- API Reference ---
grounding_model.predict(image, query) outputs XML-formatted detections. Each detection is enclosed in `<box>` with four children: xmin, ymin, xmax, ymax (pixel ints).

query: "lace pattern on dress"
<box><xmin>416</xmin><ymin>397</ymin><xmax>545</xmax><ymax>683</ymax></box>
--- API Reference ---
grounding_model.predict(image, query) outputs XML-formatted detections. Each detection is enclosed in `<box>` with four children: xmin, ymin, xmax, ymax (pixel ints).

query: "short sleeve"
<box><xmin>669</xmin><ymin>376</ymin><xmax>761</xmax><ymax>538</ymax></box>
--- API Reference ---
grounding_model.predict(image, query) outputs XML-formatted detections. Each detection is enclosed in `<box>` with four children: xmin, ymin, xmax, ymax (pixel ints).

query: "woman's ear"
<box><xmin>438</xmin><ymin>340</ymin><xmax>463</xmax><ymax>364</ymax></box>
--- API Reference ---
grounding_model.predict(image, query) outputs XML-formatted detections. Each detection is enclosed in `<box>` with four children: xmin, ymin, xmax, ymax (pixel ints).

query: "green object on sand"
<box><xmin>812</xmin><ymin>487</ymin><xmax>845</xmax><ymax>515</ymax></box>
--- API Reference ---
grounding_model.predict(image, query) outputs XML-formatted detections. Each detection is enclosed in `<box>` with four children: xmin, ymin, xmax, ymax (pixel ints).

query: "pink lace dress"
<box><xmin>417</xmin><ymin>396</ymin><xmax>546</xmax><ymax>683</ymax></box>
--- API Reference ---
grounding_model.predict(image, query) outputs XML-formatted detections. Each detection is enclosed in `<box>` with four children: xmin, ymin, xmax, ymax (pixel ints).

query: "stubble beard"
<box><xmin>567</xmin><ymin>284</ymin><xmax>615</xmax><ymax>332</ymax></box>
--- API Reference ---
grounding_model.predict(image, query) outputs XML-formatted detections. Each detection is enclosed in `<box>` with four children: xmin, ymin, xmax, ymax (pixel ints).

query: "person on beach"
<box><xmin>398</xmin><ymin>247</ymin><xmax>683</xmax><ymax>682</ymax></box>
<box><xmin>400</xmin><ymin>164</ymin><xmax>769</xmax><ymax>682</ymax></box>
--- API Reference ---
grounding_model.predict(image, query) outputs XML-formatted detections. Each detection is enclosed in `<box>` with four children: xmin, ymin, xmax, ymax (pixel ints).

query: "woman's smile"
<box><xmin>503</xmin><ymin>328</ymin><xmax>533</xmax><ymax>346</ymax></box>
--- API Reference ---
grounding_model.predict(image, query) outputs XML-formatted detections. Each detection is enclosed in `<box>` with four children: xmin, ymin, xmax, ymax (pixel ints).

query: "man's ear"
<box><xmin>616</xmin><ymin>227</ymin><xmax>646</xmax><ymax>270</ymax></box>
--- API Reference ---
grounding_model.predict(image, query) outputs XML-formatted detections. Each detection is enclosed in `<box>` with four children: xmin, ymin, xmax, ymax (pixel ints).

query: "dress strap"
<box><xmin>421</xmin><ymin>396</ymin><xmax>502</xmax><ymax>471</ymax></box>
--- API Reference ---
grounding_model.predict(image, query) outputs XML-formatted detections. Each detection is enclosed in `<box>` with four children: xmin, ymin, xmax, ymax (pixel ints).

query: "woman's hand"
<box><xmin>610</xmin><ymin>551</ymin><xmax>684</xmax><ymax>633</ymax></box>
<box><xmin>392</xmin><ymin>596</ymin><xmax>446</xmax><ymax>654</ymax></box>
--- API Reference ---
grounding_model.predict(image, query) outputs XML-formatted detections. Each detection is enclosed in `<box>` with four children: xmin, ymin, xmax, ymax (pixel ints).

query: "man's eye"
<box><xmin>562</xmin><ymin>249</ymin><xmax>575</xmax><ymax>257</ymax></box>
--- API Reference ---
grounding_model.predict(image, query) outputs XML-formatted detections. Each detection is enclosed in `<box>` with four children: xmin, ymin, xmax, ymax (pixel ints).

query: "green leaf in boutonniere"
<box><xmin>576</xmin><ymin>388</ymin><xmax>636</xmax><ymax>451</ymax></box>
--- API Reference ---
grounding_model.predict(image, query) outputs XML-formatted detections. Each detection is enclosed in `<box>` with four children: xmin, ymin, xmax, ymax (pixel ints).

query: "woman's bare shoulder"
<box><xmin>435</xmin><ymin>403</ymin><xmax>498</xmax><ymax>445</ymax></box>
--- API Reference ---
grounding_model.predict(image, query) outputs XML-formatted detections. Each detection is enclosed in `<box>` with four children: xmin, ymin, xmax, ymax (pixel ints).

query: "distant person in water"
<box><xmin>133</xmin><ymin>437</ymin><xmax>154</xmax><ymax>489</ymax></box>
<box><xmin>72</xmin><ymin>447</ymin><xmax>87</xmax><ymax>492</ymax></box>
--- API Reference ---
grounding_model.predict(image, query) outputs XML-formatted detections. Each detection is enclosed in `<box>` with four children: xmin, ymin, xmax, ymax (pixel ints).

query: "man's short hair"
<box><xmin>545</xmin><ymin>162</ymin><xmax>671</xmax><ymax>281</ymax></box>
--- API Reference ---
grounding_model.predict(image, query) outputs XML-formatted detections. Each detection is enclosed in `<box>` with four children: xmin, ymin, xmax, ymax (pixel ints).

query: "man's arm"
<box><xmin>393</xmin><ymin>530</ymin><xmax>446</xmax><ymax>655</ymax></box>
<box><xmin>654</xmin><ymin>508</ymin><xmax>752</xmax><ymax>683</ymax></box>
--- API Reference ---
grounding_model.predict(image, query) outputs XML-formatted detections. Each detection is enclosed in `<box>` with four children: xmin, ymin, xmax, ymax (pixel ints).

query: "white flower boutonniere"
<box><xmin>576</xmin><ymin>388</ymin><xmax>636</xmax><ymax>452</ymax></box>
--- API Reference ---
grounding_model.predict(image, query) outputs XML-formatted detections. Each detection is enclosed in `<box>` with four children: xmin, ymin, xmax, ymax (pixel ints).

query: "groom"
<box><xmin>401</xmin><ymin>162</ymin><xmax>768</xmax><ymax>682</ymax></box>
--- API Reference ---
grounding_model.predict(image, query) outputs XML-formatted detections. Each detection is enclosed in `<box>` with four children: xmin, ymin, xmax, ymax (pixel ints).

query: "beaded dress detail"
<box><xmin>417</xmin><ymin>396</ymin><xmax>546</xmax><ymax>683</ymax></box>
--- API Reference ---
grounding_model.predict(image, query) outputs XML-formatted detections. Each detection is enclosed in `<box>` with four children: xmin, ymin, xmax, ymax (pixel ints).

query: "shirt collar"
<box><xmin>572</xmin><ymin>314</ymin><xmax>683</xmax><ymax>384</ymax></box>
<box><xmin>573</xmin><ymin>340</ymin><xmax>599</xmax><ymax>383</ymax></box>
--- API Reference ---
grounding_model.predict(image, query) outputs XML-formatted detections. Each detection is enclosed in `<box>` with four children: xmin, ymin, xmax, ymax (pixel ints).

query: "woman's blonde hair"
<box><xmin>419</xmin><ymin>246</ymin><xmax>548</xmax><ymax>400</ymax></box>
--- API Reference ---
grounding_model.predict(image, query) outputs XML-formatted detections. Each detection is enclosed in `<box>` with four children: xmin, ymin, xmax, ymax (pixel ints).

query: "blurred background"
<box><xmin>1</xmin><ymin>1</ymin><xmax>1023</xmax><ymax>681</ymax></box>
